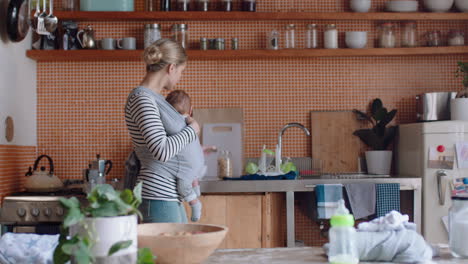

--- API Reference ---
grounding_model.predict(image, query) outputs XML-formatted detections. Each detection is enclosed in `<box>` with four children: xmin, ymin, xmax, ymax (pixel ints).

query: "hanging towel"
<box><xmin>375</xmin><ymin>183</ymin><xmax>400</xmax><ymax>217</ymax></box>
<box><xmin>315</xmin><ymin>184</ymin><xmax>343</xmax><ymax>219</ymax></box>
<box><xmin>344</xmin><ymin>183</ymin><xmax>376</xmax><ymax>220</ymax></box>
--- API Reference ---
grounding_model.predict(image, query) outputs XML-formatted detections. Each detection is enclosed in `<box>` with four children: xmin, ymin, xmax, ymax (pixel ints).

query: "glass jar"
<box><xmin>306</xmin><ymin>24</ymin><xmax>318</xmax><ymax>49</ymax></box>
<box><xmin>215</xmin><ymin>38</ymin><xmax>225</xmax><ymax>50</ymax></box>
<box><xmin>378</xmin><ymin>22</ymin><xmax>396</xmax><ymax>48</ymax></box>
<box><xmin>172</xmin><ymin>24</ymin><xmax>189</xmax><ymax>49</ymax></box>
<box><xmin>401</xmin><ymin>21</ymin><xmax>417</xmax><ymax>47</ymax></box>
<box><xmin>285</xmin><ymin>24</ymin><xmax>296</xmax><ymax>49</ymax></box>
<box><xmin>448</xmin><ymin>30</ymin><xmax>465</xmax><ymax>46</ymax></box>
<box><xmin>62</xmin><ymin>0</ymin><xmax>78</xmax><ymax>11</ymax></box>
<box><xmin>449</xmin><ymin>195</ymin><xmax>468</xmax><ymax>258</ymax></box>
<box><xmin>219</xmin><ymin>0</ymin><xmax>233</xmax><ymax>11</ymax></box>
<box><xmin>267</xmin><ymin>29</ymin><xmax>280</xmax><ymax>50</ymax></box>
<box><xmin>324</xmin><ymin>24</ymin><xmax>338</xmax><ymax>49</ymax></box>
<box><xmin>241</xmin><ymin>0</ymin><xmax>256</xmax><ymax>11</ymax></box>
<box><xmin>425</xmin><ymin>30</ymin><xmax>442</xmax><ymax>47</ymax></box>
<box><xmin>200</xmin><ymin>37</ymin><xmax>208</xmax><ymax>50</ymax></box>
<box><xmin>218</xmin><ymin>150</ymin><xmax>233</xmax><ymax>179</ymax></box>
<box><xmin>231</xmin><ymin>38</ymin><xmax>239</xmax><ymax>50</ymax></box>
<box><xmin>160</xmin><ymin>0</ymin><xmax>171</xmax><ymax>11</ymax></box>
<box><xmin>197</xmin><ymin>0</ymin><xmax>210</xmax><ymax>11</ymax></box>
<box><xmin>144</xmin><ymin>24</ymin><xmax>161</xmax><ymax>49</ymax></box>
<box><xmin>176</xmin><ymin>0</ymin><xmax>191</xmax><ymax>11</ymax></box>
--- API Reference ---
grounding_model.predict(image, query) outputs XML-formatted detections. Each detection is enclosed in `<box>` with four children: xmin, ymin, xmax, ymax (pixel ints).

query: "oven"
<box><xmin>0</xmin><ymin>189</ymin><xmax>85</xmax><ymax>235</ymax></box>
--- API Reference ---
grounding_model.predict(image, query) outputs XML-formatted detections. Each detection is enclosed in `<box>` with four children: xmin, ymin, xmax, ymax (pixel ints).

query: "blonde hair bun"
<box><xmin>144</xmin><ymin>45</ymin><xmax>163</xmax><ymax>65</ymax></box>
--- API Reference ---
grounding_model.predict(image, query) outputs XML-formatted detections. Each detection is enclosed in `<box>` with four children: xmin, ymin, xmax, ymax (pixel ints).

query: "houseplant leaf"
<box><xmin>108</xmin><ymin>240</ymin><xmax>132</xmax><ymax>256</ymax></box>
<box><xmin>137</xmin><ymin>248</ymin><xmax>157</xmax><ymax>264</ymax></box>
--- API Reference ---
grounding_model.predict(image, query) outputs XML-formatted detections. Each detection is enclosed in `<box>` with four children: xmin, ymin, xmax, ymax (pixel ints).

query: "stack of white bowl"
<box><xmin>423</xmin><ymin>0</ymin><xmax>454</xmax><ymax>12</ymax></box>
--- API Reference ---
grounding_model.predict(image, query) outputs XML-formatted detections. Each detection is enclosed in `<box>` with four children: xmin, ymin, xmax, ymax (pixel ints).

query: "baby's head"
<box><xmin>166</xmin><ymin>89</ymin><xmax>192</xmax><ymax>116</ymax></box>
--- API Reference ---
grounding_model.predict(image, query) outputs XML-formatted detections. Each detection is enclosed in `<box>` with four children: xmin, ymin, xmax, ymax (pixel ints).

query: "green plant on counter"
<box><xmin>352</xmin><ymin>98</ymin><xmax>397</xmax><ymax>151</ymax></box>
<box><xmin>53</xmin><ymin>182</ymin><xmax>156</xmax><ymax>264</ymax></box>
<box><xmin>455</xmin><ymin>61</ymin><xmax>468</xmax><ymax>97</ymax></box>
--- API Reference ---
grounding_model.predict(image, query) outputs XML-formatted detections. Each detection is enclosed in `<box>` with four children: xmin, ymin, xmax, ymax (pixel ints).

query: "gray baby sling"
<box><xmin>126</xmin><ymin>86</ymin><xmax>195</xmax><ymax>186</ymax></box>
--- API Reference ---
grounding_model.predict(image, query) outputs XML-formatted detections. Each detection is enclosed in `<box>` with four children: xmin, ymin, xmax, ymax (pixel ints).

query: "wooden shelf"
<box><xmin>55</xmin><ymin>11</ymin><xmax>468</xmax><ymax>21</ymax></box>
<box><xmin>26</xmin><ymin>47</ymin><xmax>468</xmax><ymax>61</ymax></box>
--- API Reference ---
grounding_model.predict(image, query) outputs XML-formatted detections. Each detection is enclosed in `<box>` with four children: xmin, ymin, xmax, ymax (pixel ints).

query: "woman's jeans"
<box><xmin>140</xmin><ymin>199</ymin><xmax>188</xmax><ymax>223</ymax></box>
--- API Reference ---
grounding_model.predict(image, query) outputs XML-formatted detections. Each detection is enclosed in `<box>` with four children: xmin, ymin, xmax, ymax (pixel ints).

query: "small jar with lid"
<box><xmin>144</xmin><ymin>24</ymin><xmax>161</xmax><ymax>49</ymax></box>
<box><xmin>267</xmin><ymin>29</ymin><xmax>280</xmax><ymax>50</ymax></box>
<box><xmin>197</xmin><ymin>0</ymin><xmax>210</xmax><ymax>11</ymax></box>
<box><xmin>425</xmin><ymin>30</ymin><xmax>442</xmax><ymax>47</ymax></box>
<box><xmin>172</xmin><ymin>24</ymin><xmax>189</xmax><ymax>49</ymax></box>
<box><xmin>285</xmin><ymin>24</ymin><xmax>296</xmax><ymax>49</ymax></box>
<box><xmin>176</xmin><ymin>0</ymin><xmax>191</xmax><ymax>11</ymax></box>
<box><xmin>378</xmin><ymin>22</ymin><xmax>397</xmax><ymax>48</ymax></box>
<box><xmin>324</xmin><ymin>24</ymin><xmax>338</xmax><ymax>49</ymax></box>
<box><xmin>218</xmin><ymin>150</ymin><xmax>233</xmax><ymax>179</ymax></box>
<box><xmin>306</xmin><ymin>24</ymin><xmax>318</xmax><ymax>49</ymax></box>
<box><xmin>448</xmin><ymin>30</ymin><xmax>465</xmax><ymax>46</ymax></box>
<box><xmin>219</xmin><ymin>0</ymin><xmax>233</xmax><ymax>11</ymax></box>
<box><xmin>401</xmin><ymin>21</ymin><xmax>418</xmax><ymax>47</ymax></box>
<box><xmin>241</xmin><ymin>0</ymin><xmax>256</xmax><ymax>11</ymax></box>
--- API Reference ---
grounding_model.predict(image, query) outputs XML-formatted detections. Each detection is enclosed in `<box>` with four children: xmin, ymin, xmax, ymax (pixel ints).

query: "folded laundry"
<box><xmin>0</xmin><ymin>233</ymin><xmax>59</xmax><ymax>264</ymax></box>
<box><xmin>358</xmin><ymin>210</ymin><xmax>416</xmax><ymax>232</ymax></box>
<box><xmin>315</xmin><ymin>184</ymin><xmax>343</xmax><ymax>219</ymax></box>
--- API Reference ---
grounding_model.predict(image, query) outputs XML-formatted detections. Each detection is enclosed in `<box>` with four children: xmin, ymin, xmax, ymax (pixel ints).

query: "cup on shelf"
<box><xmin>101</xmin><ymin>38</ymin><xmax>116</xmax><ymax>50</ymax></box>
<box><xmin>117</xmin><ymin>37</ymin><xmax>137</xmax><ymax>50</ymax></box>
<box><xmin>350</xmin><ymin>0</ymin><xmax>371</xmax><ymax>12</ymax></box>
<box><xmin>345</xmin><ymin>31</ymin><xmax>367</xmax><ymax>49</ymax></box>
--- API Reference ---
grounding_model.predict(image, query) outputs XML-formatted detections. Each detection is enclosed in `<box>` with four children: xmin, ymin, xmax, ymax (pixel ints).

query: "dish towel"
<box><xmin>375</xmin><ymin>183</ymin><xmax>400</xmax><ymax>217</ymax></box>
<box><xmin>315</xmin><ymin>184</ymin><xmax>343</xmax><ymax>219</ymax></box>
<box><xmin>0</xmin><ymin>233</ymin><xmax>59</xmax><ymax>264</ymax></box>
<box><xmin>344</xmin><ymin>183</ymin><xmax>376</xmax><ymax>220</ymax></box>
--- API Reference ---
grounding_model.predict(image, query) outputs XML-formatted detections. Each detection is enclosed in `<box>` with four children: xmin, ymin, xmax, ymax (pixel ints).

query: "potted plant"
<box><xmin>451</xmin><ymin>61</ymin><xmax>468</xmax><ymax>121</ymax></box>
<box><xmin>53</xmin><ymin>182</ymin><xmax>155</xmax><ymax>264</ymax></box>
<box><xmin>353</xmin><ymin>98</ymin><xmax>397</xmax><ymax>175</ymax></box>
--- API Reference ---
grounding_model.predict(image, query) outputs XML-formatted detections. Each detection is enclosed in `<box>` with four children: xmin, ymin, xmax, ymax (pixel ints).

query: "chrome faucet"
<box><xmin>277</xmin><ymin>123</ymin><xmax>311</xmax><ymax>170</ymax></box>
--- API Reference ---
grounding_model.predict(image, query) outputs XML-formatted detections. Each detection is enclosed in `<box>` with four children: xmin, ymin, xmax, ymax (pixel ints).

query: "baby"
<box><xmin>166</xmin><ymin>90</ymin><xmax>206</xmax><ymax>222</ymax></box>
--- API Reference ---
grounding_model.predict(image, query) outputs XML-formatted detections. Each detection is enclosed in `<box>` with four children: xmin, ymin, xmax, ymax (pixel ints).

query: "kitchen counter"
<box><xmin>204</xmin><ymin>246</ymin><xmax>464</xmax><ymax>264</ymax></box>
<box><xmin>200</xmin><ymin>177</ymin><xmax>422</xmax><ymax>247</ymax></box>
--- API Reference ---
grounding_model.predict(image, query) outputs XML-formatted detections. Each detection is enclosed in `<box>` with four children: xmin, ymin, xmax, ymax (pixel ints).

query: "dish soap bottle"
<box><xmin>328</xmin><ymin>199</ymin><xmax>359</xmax><ymax>264</ymax></box>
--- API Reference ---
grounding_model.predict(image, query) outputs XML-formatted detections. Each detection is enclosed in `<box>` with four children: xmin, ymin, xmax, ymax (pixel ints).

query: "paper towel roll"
<box><xmin>451</xmin><ymin>98</ymin><xmax>468</xmax><ymax>121</ymax></box>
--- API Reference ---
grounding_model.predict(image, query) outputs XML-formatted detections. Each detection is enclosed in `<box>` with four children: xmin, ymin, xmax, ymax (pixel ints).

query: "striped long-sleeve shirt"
<box><xmin>125</xmin><ymin>88</ymin><xmax>196</xmax><ymax>201</ymax></box>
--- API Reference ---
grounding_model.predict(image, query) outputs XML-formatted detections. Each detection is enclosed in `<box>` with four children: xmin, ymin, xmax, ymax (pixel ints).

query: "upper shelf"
<box><xmin>26</xmin><ymin>47</ymin><xmax>468</xmax><ymax>61</ymax></box>
<box><xmin>55</xmin><ymin>11</ymin><xmax>468</xmax><ymax>21</ymax></box>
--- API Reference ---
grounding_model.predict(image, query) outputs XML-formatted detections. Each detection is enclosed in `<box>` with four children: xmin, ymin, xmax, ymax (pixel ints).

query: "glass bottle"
<box><xmin>285</xmin><ymin>24</ymin><xmax>296</xmax><ymax>49</ymax></box>
<box><xmin>328</xmin><ymin>200</ymin><xmax>359</xmax><ymax>264</ymax></box>
<box><xmin>267</xmin><ymin>29</ymin><xmax>280</xmax><ymax>50</ymax></box>
<box><xmin>176</xmin><ymin>0</ymin><xmax>191</xmax><ymax>11</ymax></box>
<box><xmin>378</xmin><ymin>22</ymin><xmax>396</xmax><ymax>48</ymax></box>
<box><xmin>241</xmin><ymin>0</ymin><xmax>256</xmax><ymax>11</ymax></box>
<box><xmin>161</xmin><ymin>0</ymin><xmax>171</xmax><ymax>11</ymax></box>
<box><xmin>218</xmin><ymin>150</ymin><xmax>233</xmax><ymax>179</ymax></box>
<box><xmin>144</xmin><ymin>24</ymin><xmax>161</xmax><ymax>49</ymax></box>
<box><xmin>219</xmin><ymin>0</ymin><xmax>233</xmax><ymax>11</ymax></box>
<box><xmin>401</xmin><ymin>21</ymin><xmax>417</xmax><ymax>47</ymax></box>
<box><xmin>306</xmin><ymin>24</ymin><xmax>318</xmax><ymax>49</ymax></box>
<box><xmin>172</xmin><ymin>24</ymin><xmax>189</xmax><ymax>49</ymax></box>
<box><xmin>197</xmin><ymin>0</ymin><xmax>210</xmax><ymax>11</ymax></box>
<box><xmin>324</xmin><ymin>24</ymin><xmax>338</xmax><ymax>49</ymax></box>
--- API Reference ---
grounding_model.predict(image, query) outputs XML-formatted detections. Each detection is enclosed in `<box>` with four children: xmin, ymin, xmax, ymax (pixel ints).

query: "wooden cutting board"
<box><xmin>311</xmin><ymin>111</ymin><xmax>366</xmax><ymax>174</ymax></box>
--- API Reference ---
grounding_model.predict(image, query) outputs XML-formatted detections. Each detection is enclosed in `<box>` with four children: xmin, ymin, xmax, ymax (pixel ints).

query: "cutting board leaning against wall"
<box><xmin>311</xmin><ymin>111</ymin><xmax>366</xmax><ymax>174</ymax></box>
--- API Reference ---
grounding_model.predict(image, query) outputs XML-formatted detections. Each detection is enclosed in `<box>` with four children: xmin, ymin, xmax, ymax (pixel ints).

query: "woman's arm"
<box><xmin>127</xmin><ymin>93</ymin><xmax>197</xmax><ymax>162</ymax></box>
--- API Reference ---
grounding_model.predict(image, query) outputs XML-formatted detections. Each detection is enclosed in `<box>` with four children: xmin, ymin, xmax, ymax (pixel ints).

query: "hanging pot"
<box><xmin>24</xmin><ymin>154</ymin><xmax>64</xmax><ymax>192</ymax></box>
<box><xmin>6</xmin><ymin>0</ymin><xmax>30</xmax><ymax>42</ymax></box>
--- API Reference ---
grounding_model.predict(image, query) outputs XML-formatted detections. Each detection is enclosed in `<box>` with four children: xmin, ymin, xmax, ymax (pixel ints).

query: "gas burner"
<box><xmin>10</xmin><ymin>188</ymin><xmax>85</xmax><ymax>197</ymax></box>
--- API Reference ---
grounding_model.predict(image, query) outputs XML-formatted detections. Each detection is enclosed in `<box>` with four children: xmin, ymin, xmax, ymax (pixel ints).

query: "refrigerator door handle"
<box><xmin>437</xmin><ymin>170</ymin><xmax>448</xmax><ymax>206</ymax></box>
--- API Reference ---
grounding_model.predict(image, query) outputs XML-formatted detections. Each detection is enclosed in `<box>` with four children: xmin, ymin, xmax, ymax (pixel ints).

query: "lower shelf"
<box><xmin>26</xmin><ymin>46</ymin><xmax>468</xmax><ymax>61</ymax></box>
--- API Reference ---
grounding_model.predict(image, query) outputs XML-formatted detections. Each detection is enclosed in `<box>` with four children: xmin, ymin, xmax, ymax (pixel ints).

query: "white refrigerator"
<box><xmin>398</xmin><ymin>121</ymin><xmax>468</xmax><ymax>244</ymax></box>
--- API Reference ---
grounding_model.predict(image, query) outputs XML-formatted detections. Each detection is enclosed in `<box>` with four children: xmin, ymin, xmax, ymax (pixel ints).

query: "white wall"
<box><xmin>0</xmin><ymin>0</ymin><xmax>37</xmax><ymax>146</ymax></box>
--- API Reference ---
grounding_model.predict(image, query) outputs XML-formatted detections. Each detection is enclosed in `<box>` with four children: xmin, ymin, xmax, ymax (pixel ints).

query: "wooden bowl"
<box><xmin>138</xmin><ymin>223</ymin><xmax>228</xmax><ymax>264</ymax></box>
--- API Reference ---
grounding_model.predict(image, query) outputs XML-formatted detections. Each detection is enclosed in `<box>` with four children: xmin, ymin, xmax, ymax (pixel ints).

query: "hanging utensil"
<box><xmin>31</xmin><ymin>0</ymin><xmax>40</xmax><ymax>31</ymax></box>
<box><xmin>6</xmin><ymin>0</ymin><xmax>30</xmax><ymax>42</ymax></box>
<box><xmin>44</xmin><ymin>0</ymin><xmax>58</xmax><ymax>33</ymax></box>
<box><xmin>36</xmin><ymin>0</ymin><xmax>49</xmax><ymax>35</ymax></box>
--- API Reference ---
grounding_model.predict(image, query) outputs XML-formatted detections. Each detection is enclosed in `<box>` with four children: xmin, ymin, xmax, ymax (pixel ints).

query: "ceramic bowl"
<box><xmin>455</xmin><ymin>0</ymin><xmax>468</xmax><ymax>11</ymax></box>
<box><xmin>138</xmin><ymin>223</ymin><xmax>228</xmax><ymax>264</ymax></box>
<box><xmin>385</xmin><ymin>0</ymin><xmax>418</xmax><ymax>12</ymax></box>
<box><xmin>350</xmin><ymin>0</ymin><xmax>371</xmax><ymax>12</ymax></box>
<box><xmin>345</xmin><ymin>31</ymin><xmax>368</xmax><ymax>49</ymax></box>
<box><xmin>423</xmin><ymin>0</ymin><xmax>454</xmax><ymax>12</ymax></box>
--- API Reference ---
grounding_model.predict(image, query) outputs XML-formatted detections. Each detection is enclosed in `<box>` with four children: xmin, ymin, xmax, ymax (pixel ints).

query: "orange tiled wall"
<box><xmin>0</xmin><ymin>145</ymin><xmax>37</xmax><ymax>202</ymax></box>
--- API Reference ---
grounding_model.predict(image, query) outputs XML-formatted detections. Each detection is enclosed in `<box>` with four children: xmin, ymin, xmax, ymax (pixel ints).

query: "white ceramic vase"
<box><xmin>350</xmin><ymin>0</ymin><xmax>371</xmax><ymax>12</ymax></box>
<box><xmin>365</xmin><ymin>150</ymin><xmax>392</xmax><ymax>175</ymax></box>
<box><xmin>70</xmin><ymin>214</ymin><xmax>138</xmax><ymax>263</ymax></box>
<box><xmin>451</xmin><ymin>98</ymin><xmax>468</xmax><ymax>121</ymax></box>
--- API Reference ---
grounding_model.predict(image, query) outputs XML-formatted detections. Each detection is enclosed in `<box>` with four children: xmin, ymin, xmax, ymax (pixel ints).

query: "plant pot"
<box><xmin>70</xmin><ymin>214</ymin><xmax>137</xmax><ymax>263</ymax></box>
<box><xmin>451</xmin><ymin>98</ymin><xmax>468</xmax><ymax>121</ymax></box>
<box><xmin>365</xmin><ymin>150</ymin><xmax>392</xmax><ymax>175</ymax></box>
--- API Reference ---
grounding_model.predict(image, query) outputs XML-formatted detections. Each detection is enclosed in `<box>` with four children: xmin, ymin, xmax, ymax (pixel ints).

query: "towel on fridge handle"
<box><xmin>315</xmin><ymin>184</ymin><xmax>343</xmax><ymax>219</ymax></box>
<box><xmin>375</xmin><ymin>183</ymin><xmax>400</xmax><ymax>217</ymax></box>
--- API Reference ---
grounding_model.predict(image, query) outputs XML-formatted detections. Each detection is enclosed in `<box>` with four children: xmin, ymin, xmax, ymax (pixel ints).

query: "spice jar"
<box><xmin>145</xmin><ymin>0</ymin><xmax>156</xmax><ymax>11</ymax></box>
<box><xmin>176</xmin><ymin>0</ymin><xmax>191</xmax><ymax>11</ymax></box>
<box><xmin>200</xmin><ymin>37</ymin><xmax>208</xmax><ymax>50</ymax></box>
<box><xmin>231</xmin><ymin>38</ymin><xmax>238</xmax><ymax>50</ymax></box>
<box><xmin>161</xmin><ymin>0</ymin><xmax>171</xmax><ymax>11</ymax></box>
<box><xmin>378</xmin><ymin>22</ymin><xmax>396</xmax><ymax>48</ymax></box>
<box><xmin>267</xmin><ymin>29</ymin><xmax>280</xmax><ymax>50</ymax></box>
<box><xmin>449</xmin><ymin>195</ymin><xmax>468</xmax><ymax>258</ymax></box>
<box><xmin>401</xmin><ymin>21</ymin><xmax>417</xmax><ymax>47</ymax></box>
<box><xmin>448</xmin><ymin>30</ymin><xmax>465</xmax><ymax>46</ymax></box>
<box><xmin>144</xmin><ymin>24</ymin><xmax>161</xmax><ymax>49</ymax></box>
<box><xmin>324</xmin><ymin>24</ymin><xmax>338</xmax><ymax>49</ymax></box>
<box><xmin>215</xmin><ymin>38</ymin><xmax>225</xmax><ymax>50</ymax></box>
<box><xmin>241</xmin><ymin>0</ymin><xmax>256</xmax><ymax>11</ymax></box>
<box><xmin>172</xmin><ymin>24</ymin><xmax>189</xmax><ymax>49</ymax></box>
<box><xmin>197</xmin><ymin>0</ymin><xmax>210</xmax><ymax>11</ymax></box>
<box><xmin>285</xmin><ymin>24</ymin><xmax>296</xmax><ymax>49</ymax></box>
<box><xmin>218</xmin><ymin>150</ymin><xmax>233</xmax><ymax>178</ymax></box>
<box><xmin>219</xmin><ymin>0</ymin><xmax>233</xmax><ymax>11</ymax></box>
<box><xmin>306</xmin><ymin>24</ymin><xmax>318</xmax><ymax>49</ymax></box>
<box><xmin>425</xmin><ymin>30</ymin><xmax>442</xmax><ymax>47</ymax></box>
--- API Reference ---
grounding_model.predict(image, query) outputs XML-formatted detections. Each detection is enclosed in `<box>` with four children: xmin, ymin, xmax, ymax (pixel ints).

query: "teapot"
<box><xmin>25</xmin><ymin>155</ymin><xmax>63</xmax><ymax>192</ymax></box>
<box><xmin>77</xmin><ymin>25</ymin><xmax>97</xmax><ymax>49</ymax></box>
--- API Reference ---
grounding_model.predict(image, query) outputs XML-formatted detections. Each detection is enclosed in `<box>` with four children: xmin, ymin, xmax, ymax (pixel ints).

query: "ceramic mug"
<box><xmin>117</xmin><ymin>37</ymin><xmax>136</xmax><ymax>50</ymax></box>
<box><xmin>101</xmin><ymin>38</ymin><xmax>116</xmax><ymax>50</ymax></box>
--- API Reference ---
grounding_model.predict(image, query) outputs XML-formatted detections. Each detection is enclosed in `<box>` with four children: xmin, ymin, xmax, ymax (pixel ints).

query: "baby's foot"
<box><xmin>190</xmin><ymin>200</ymin><xmax>202</xmax><ymax>222</ymax></box>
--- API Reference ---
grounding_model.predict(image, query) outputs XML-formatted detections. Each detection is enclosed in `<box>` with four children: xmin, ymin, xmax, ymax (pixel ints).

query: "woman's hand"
<box><xmin>185</xmin><ymin>116</ymin><xmax>200</xmax><ymax>134</ymax></box>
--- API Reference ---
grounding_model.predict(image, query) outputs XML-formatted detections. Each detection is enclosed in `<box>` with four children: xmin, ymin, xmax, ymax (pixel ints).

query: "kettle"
<box><xmin>77</xmin><ymin>25</ymin><xmax>97</xmax><ymax>49</ymax></box>
<box><xmin>24</xmin><ymin>155</ymin><xmax>63</xmax><ymax>192</ymax></box>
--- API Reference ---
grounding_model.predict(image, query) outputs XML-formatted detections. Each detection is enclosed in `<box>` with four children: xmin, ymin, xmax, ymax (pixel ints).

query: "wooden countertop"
<box><xmin>204</xmin><ymin>247</ymin><xmax>464</xmax><ymax>264</ymax></box>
